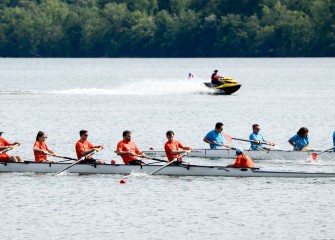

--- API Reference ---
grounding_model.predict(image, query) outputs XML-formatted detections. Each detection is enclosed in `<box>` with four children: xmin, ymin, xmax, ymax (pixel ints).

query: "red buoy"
<box><xmin>120</xmin><ymin>179</ymin><xmax>126</xmax><ymax>184</ymax></box>
<box><xmin>149</xmin><ymin>147</ymin><xmax>154</xmax><ymax>150</ymax></box>
<box><xmin>111</xmin><ymin>160</ymin><xmax>116</xmax><ymax>165</ymax></box>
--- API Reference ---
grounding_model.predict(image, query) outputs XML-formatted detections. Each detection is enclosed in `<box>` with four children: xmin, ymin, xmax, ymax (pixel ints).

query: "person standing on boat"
<box><xmin>249</xmin><ymin>124</ymin><xmax>275</xmax><ymax>151</ymax></box>
<box><xmin>116</xmin><ymin>130</ymin><xmax>148</xmax><ymax>165</ymax></box>
<box><xmin>288</xmin><ymin>127</ymin><xmax>309</xmax><ymax>151</ymax></box>
<box><xmin>211</xmin><ymin>70</ymin><xmax>223</xmax><ymax>86</ymax></box>
<box><xmin>0</xmin><ymin>131</ymin><xmax>23</xmax><ymax>162</ymax></box>
<box><xmin>203</xmin><ymin>122</ymin><xmax>232</xmax><ymax>149</ymax></box>
<box><xmin>33</xmin><ymin>131</ymin><xmax>57</xmax><ymax>163</ymax></box>
<box><xmin>164</xmin><ymin>130</ymin><xmax>193</xmax><ymax>165</ymax></box>
<box><xmin>75</xmin><ymin>130</ymin><xmax>105</xmax><ymax>164</ymax></box>
<box><xmin>227</xmin><ymin>148</ymin><xmax>255</xmax><ymax>168</ymax></box>
<box><xmin>333</xmin><ymin>131</ymin><xmax>335</xmax><ymax>151</ymax></box>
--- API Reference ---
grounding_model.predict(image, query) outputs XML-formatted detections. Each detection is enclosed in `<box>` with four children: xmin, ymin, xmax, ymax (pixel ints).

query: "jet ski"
<box><xmin>204</xmin><ymin>77</ymin><xmax>241</xmax><ymax>95</ymax></box>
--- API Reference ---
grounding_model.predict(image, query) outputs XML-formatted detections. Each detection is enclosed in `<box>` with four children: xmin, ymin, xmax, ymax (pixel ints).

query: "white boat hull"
<box><xmin>1</xmin><ymin>162</ymin><xmax>335</xmax><ymax>178</ymax></box>
<box><xmin>143</xmin><ymin>149</ymin><xmax>335</xmax><ymax>160</ymax></box>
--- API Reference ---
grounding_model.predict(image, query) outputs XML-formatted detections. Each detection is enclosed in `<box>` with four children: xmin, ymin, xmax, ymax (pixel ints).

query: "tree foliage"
<box><xmin>0</xmin><ymin>0</ymin><xmax>334</xmax><ymax>57</ymax></box>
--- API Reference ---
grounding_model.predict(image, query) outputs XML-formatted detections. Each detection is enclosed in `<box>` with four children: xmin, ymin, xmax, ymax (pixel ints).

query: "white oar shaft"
<box><xmin>232</xmin><ymin>137</ymin><xmax>273</xmax><ymax>146</ymax></box>
<box><xmin>148</xmin><ymin>159</ymin><xmax>177</xmax><ymax>176</ymax></box>
<box><xmin>0</xmin><ymin>143</ymin><xmax>20</xmax><ymax>154</ymax></box>
<box><xmin>148</xmin><ymin>150</ymin><xmax>192</xmax><ymax>176</ymax></box>
<box><xmin>45</xmin><ymin>153</ymin><xmax>77</xmax><ymax>161</ymax></box>
<box><xmin>56</xmin><ymin>150</ymin><xmax>97</xmax><ymax>175</ymax></box>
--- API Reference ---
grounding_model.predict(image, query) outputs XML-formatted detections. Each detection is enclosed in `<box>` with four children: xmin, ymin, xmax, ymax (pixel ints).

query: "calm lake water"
<box><xmin>0</xmin><ymin>58</ymin><xmax>335</xmax><ymax>239</ymax></box>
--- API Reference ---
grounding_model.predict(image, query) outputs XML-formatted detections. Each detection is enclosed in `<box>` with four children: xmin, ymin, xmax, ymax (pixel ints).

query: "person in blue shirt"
<box><xmin>249</xmin><ymin>124</ymin><xmax>275</xmax><ymax>150</ymax></box>
<box><xmin>203</xmin><ymin>122</ymin><xmax>232</xmax><ymax>149</ymax></box>
<box><xmin>333</xmin><ymin>131</ymin><xmax>335</xmax><ymax>150</ymax></box>
<box><xmin>288</xmin><ymin>127</ymin><xmax>309</xmax><ymax>151</ymax></box>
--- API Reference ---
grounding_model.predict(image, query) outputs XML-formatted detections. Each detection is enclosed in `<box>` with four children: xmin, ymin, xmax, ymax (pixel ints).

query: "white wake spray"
<box><xmin>49</xmin><ymin>79</ymin><xmax>208</xmax><ymax>95</ymax></box>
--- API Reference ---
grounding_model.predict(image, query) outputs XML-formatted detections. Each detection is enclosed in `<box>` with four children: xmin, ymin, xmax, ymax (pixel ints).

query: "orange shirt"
<box><xmin>0</xmin><ymin>137</ymin><xmax>11</xmax><ymax>161</ymax></box>
<box><xmin>232</xmin><ymin>154</ymin><xmax>255</xmax><ymax>168</ymax></box>
<box><xmin>75</xmin><ymin>140</ymin><xmax>95</xmax><ymax>159</ymax></box>
<box><xmin>164</xmin><ymin>140</ymin><xmax>187</xmax><ymax>161</ymax></box>
<box><xmin>34</xmin><ymin>141</ymin><xmax>50</xmax><ymax>162</ymax></box>
<box><xmin>116</xmin><ymin>140</ymin><xmax>142</xmax><ymax>165</ymax></box>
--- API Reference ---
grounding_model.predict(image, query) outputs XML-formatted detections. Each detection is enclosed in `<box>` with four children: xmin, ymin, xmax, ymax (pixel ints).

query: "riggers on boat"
<box><xmin>1</xmin><ymin>162</ymin><xmax>335</xmax><ymax>178</ymax></box>
<box><xmin>142</xmin><ymin>149</ymin><xmax>335</xmax><ymax>161</ymax></box>
<box><xmin>204</xmin><ymin>77</ymin><xmax>241</xmax><ymax>95</ymax></box>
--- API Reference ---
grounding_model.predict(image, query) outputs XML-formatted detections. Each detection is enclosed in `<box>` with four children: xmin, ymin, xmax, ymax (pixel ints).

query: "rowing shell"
<box><xmin>143</xmin><ymin>149</ymin><xmax>335</xmax><ymax>160</ymax></box>
<box><xmin>1</xmin><ymin>162</ymin><xmax>335</xmax><ymax>178</ymax></box>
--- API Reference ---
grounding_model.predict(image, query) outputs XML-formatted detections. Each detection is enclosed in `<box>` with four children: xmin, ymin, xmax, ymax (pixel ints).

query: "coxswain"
<box><xmin>227</xmin><ymin>148</ymin><xmax>255</xmax><ymax>168</ymax></box>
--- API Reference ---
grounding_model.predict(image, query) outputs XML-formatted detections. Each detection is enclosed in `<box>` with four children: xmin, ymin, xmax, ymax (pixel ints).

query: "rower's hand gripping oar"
<box><xmin>311</xmin><ymin>147</ymin><xmax>335</xmax><ymax>161</ymax></box>
<box><xmin>56</xmin><ymin>148</ymin><xmax>101</xmax><ymax>175</ymax></box>
<box><xmin>224</xmin><ymin>133</ymin><xmax>275</xmax><ymax>147</ymax></box>
<box><xmin>0</xmin><ymin>143</ymin><xmax>20</xmax><ymax>154</ymax></box>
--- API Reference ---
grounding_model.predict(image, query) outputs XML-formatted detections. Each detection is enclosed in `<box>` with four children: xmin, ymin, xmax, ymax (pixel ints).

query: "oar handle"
<box><xmin>232</xmin><ymin>137</ymin><xmax>275</xmax><ymax>146</ymax></box>
<box><xmin>0</xmin><ymin>143</ymin><xmax>20</xmax><ymax>154</ymax></box>
<box><xmin>45</xmin><ymin>153</ymin><xmax>77</xmax><ymax>161</ymax></box>
<box><xmin>318</xmin><ymin>147</ymin><xmax>335</xmax><ymax>155</ymax></box>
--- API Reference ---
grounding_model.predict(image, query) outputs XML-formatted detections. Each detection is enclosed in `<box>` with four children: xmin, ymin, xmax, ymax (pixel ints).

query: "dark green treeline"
<box><xmin>0</xmin><ymin>0</ymin><xmax>334</xmax><ymax>57</ymax></box>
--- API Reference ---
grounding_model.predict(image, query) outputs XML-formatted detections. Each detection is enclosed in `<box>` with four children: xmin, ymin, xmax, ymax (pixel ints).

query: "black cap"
<box><xmin>0</xmin><ymin>131</ymin><xmax>3</xmax><ymax>134</ymax></box>
<box><xmin>214</xmin><ymin>70</ymin><xmax>218</xmax><ymax>72</ymax></box>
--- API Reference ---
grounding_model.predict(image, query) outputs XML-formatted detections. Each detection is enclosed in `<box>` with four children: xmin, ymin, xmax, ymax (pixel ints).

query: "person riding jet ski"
<box><xmin>211</xmin><ymin>70</ymin><xmax>224</xmax><ymax>86</ymax></box>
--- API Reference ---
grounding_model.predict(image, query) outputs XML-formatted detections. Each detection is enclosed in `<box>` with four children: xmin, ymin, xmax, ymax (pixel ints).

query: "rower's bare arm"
<box><xmin>301</xmin><ymin>145</ymin><xmax>309</xmax><ymax>151</ymax></box>
<box><xmin>33</xmin><ymin>148</ymin><xmax>47</xmax><ymax>153</ymax></box>
<box><xmin>116</xmin><ymin>150</ymin><xmax>132</xmax><ymax>156</ymax></box>
<box><xmin>170</xmin><ymin>150</ymin><xmax>186</xmax><ymax>155</ymax></box>
<box><xmin>288</xmin><ymin>140</ymin><xmax>294</xmax><ymax>146</ymax></box>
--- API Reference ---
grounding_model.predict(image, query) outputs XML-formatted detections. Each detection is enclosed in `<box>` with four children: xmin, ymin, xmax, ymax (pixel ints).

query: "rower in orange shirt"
<box><xmin>227</xmin><ymin>148</ymin><xmax>255</xmax><ymax>168</ymax></box>
<box><xmin>75</xmin><ymin>130</ymin><xmax>105</xmax><ymax>164</ymax></box>
<box><xmin>116</xmin><ymin>130</ymin><xmax>147</xmax><ymax>165</ymax></box>
<box><xmin>0</xmin><ymin>131</ymin><xmax>23</xmax><ymax>162</ymax></box>
<box><xmin>164</xmin><ymin>130</ymin><xmax>193</xmax><ymax>165</ymax></box>
<box><xmin>33</xmin><ymin>131</ymin><xmax>56</xmax><ymax>163</ymax></box>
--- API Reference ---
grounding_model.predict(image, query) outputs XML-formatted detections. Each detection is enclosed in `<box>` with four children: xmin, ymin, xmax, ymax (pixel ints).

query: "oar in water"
<box><xmin>311</xmin><ymin>147</ymin><xmax>334</xmax><ymax>161</ymax></box>
<box><xmin>0</xmin><ymin>143</ymin><xmax>20</xmax><ymax>154</ymax></box>
<box><xmin>56</xmin><ymin>149</ymin><xmax>100</xmax><ymax>175</ymax></box>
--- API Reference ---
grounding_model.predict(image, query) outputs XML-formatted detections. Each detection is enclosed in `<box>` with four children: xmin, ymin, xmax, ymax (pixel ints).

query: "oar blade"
<box><xmin>311</xmin><ymin>152</ymin><xmax>318</xmax><ymax>161</ymax></box>
<box><xmin>223</xmin><ymin>133</ymin><xmax>232</xmax><ymax>143</ymax></box>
